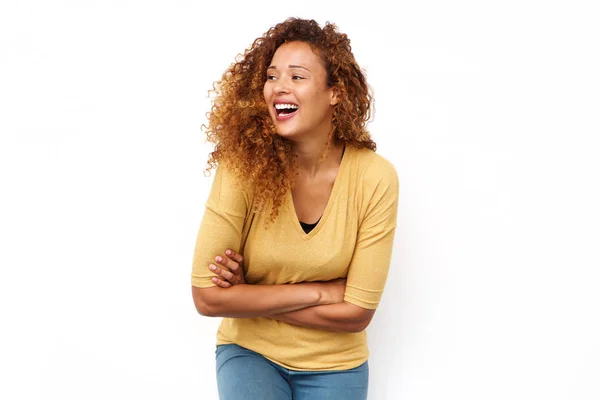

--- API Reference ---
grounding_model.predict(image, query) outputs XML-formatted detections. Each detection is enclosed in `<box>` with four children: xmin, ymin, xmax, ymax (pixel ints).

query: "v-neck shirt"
<box><xmin>191</xmin><ymin>145</ymin><xmax>399</xmax><ymax>371</ymax></box>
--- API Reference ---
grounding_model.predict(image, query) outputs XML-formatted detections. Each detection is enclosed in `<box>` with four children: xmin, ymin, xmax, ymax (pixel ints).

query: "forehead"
<box><xmin>270</xmin><ymin>41</ymin><xmax>323</xmax><ymax>69</ymax></box>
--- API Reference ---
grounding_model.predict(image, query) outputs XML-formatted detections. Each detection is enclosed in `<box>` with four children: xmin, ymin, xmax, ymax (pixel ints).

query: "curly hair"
<box><xmin>202</xmin><ymin>17</ymin><xmax>376</xmax><ymax>222</ymax></box>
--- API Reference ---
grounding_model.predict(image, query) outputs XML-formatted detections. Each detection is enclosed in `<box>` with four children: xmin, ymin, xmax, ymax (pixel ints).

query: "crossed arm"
<box><xmin>267</xmin><ymin>302</ymin><xmax>375</xmax><ymax>333</ymax></box>
<box><xmin>191</xmin><ymin>249</ymin><xmax>375</xmax><ymax>333</ymax></box>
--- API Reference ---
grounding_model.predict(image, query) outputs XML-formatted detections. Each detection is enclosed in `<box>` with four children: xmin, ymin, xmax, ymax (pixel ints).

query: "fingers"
<box><xmin>225</xmin><ymin>249</ymin><xmax>243</xmax><ymax>264</ymax></box>
<box><xmin>209</xmin><ymin>263</ymin><xmax>235</xmax><ymax>281</ymax></box>
<box><xmin>211</xmin><ymin>276</ymin><xmax>231</xmax><ymax>288</ymax></box>
<box><xmin>215</xmin><ymin>254</ymin><xmax>240</xmax><ymax>273</ymax></box>
<box><xmin>207</xmin><ymin>249</ymin><xmax>244</xmax><ymax>288</ymax></box>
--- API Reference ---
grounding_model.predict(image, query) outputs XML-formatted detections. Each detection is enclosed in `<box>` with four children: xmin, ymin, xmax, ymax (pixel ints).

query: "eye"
<box><xmin>266</xmin><ymin>75</ymin><xmax>277</xmax><ymax>81</ymax></box>
<box><xmin>292</xmin><ymin>75</ymin><xmax>304</xmax><ymax>80</ymax></box>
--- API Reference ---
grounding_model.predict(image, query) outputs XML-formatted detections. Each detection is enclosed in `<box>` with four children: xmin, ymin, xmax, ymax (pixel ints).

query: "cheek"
<box><xmin>304</xmin><ymin>90</ymin><xmax>331</xmax><ymax>111</ymax></box>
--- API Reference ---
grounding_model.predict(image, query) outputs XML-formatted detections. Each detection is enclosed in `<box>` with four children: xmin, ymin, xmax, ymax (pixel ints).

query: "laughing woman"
<box><xmin>191</xmin><ymin>17</ymin><xmax>399</xmax><ymax>400</ymax></box>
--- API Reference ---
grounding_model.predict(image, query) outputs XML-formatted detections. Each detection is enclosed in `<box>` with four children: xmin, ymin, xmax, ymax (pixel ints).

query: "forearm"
<box><xmin>269</xmin><ymin>301</ymin><xmax>375</xmax><ymax>333</ymax></box>
<box><xmin>193</xmin><ymin>282</ymin><xmax>332</xmax><ymax>318</ymax></box>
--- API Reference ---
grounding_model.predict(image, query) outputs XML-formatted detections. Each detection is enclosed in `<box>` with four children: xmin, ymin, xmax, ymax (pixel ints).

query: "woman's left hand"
<box><xmin>209</xmin><ymin>249</ymin><xmax>245</xmax><ymax>288</ymax></box>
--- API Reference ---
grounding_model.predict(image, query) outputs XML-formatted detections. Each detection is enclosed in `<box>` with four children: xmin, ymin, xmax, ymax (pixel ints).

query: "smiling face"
<box><xmin>263</xmin><ymin>41</ymin><xmax>338</xmax><ymax>141</ymax></box>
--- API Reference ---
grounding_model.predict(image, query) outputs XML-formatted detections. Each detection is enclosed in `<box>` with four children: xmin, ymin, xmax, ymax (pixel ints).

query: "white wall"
<box><xmin>1</xmin><ymin>1</ymin><xmax>598</xmax><ymax>399</ymax></box>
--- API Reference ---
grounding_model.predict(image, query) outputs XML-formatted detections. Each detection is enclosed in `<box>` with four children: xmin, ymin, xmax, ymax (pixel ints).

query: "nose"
<box><xmin>274</xmin><ymin>79</ymin><xmax>291</xmax><ymax>95</ymax></box>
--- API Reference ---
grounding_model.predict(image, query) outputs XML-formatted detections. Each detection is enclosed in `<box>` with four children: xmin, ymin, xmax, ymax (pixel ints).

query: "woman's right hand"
<box><xmin>209</xmin><ymin>249</ymin><xmax>246</xmax><ymax>288</ymax></box>
<box><xmin>319</xmin><ymin>278</ymin><xmax>347</xmax><ymax>305</ymax></box>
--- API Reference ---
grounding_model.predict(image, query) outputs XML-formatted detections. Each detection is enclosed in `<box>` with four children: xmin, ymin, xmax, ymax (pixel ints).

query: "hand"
<box><xmin>320</xmin><ymin>278</ymin><xmax>347</xmax><ymax>305</ymax></box>
<box><xmin>209</xmin><ymin>248</ymin><xmax>245</xmax><ymax>288</ymax></box>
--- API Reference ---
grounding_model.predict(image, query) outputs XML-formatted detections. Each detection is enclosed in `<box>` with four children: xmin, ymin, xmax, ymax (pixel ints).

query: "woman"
<box><xmin>191</xmin><ymin>17</ymin><xmax>399</xmax><ymax>399</ymax></box>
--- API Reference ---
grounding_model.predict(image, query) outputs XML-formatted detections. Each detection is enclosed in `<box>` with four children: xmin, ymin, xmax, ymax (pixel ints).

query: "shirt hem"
<box><xmin>215</xmin><ymin>337</ymin><xmax>368</xmax><ymax>372</ymax></box>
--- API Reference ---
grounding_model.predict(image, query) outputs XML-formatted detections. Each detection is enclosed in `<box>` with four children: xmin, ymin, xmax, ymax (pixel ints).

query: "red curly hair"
<box><xmin>203</xmin><ymin>17</ymin><xmax>376</xmax><ymax>222</ymax></box>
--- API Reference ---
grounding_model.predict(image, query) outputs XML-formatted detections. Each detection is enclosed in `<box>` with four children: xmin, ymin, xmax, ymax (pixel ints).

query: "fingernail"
<box><xmin>212</xmin><ymin>277</ymin><xmax>217</xmax><ymax>282</ymax></box>
<box><xmin>215</xmin><ymin>256</ymin><xmax>221</xmax><ymax>262</ymax></box>
<box><xmin>226</xmin><ymin>250</ymin><xmax>231</xmax><ymax>255</ymax></box>
<box><xmin>209</xmin><ymin>264</ymin><xmax>216</xmax><ymax>271</ymax></box>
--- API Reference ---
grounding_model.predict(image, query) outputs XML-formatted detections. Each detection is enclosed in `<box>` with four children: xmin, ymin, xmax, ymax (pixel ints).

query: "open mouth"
<box><xmin>274</xmin><ymin>103</ymin><xmax>299</xmax><ymax>117</ymax></box>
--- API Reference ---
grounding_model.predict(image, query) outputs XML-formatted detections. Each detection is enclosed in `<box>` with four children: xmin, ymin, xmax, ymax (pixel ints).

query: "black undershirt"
<box><xmin>299</xmin><ymin>218</ymin><xmax>321</xmax><ymax>234</ymax></box>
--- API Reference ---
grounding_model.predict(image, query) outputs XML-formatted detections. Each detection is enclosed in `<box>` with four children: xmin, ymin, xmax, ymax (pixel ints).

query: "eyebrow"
<box><xmin>267</xmin><ymin>64</ymin><xmax>311</xmax><ymax>72</ymax></box>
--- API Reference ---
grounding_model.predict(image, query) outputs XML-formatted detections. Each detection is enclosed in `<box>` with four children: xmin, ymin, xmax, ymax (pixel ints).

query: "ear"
<box><xmin>329</xmin><ymin>86</ymin><xmax>340</xmax><ymax>106</ymax></box>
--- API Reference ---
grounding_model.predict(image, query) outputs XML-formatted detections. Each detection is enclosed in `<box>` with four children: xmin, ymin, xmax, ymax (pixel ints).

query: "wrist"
<box><xmin>315</xmin><ymin>282</ymin><xmax>332</xmax><ymax>305</ymax></box>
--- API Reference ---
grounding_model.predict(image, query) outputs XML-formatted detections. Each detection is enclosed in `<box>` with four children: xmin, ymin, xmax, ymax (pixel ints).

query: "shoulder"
<box><xmin>206</xmin><ymin>163</ymin><xmax>253</xmax><ymax>216</ymax></box>
<box><xmin>347</xmin><ymin>146</ymin><xmax>399</xmax><ymax>226</ymax></box>
<box><xmin>212</xmin><ymin>163</ymin><xmax>244</xmax><ymax>189</ymax></box>
<box><xmin>351</xmin><ymin>146</ymin><xmax>399</xmax><ymax>191</ymax></box>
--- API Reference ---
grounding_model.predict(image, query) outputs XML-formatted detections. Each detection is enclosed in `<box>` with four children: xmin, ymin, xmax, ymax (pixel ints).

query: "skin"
<box><xmin>199</xmin><ymin>40</ymin><xmax>376</xmax><ymax>332</ymax></box>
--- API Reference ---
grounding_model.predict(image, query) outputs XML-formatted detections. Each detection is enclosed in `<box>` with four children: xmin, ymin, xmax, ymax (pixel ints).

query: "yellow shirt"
<box><xmin>191</xmin><ymin>145</ymin><xmax>399</xmax><ymax>371</ymax></box>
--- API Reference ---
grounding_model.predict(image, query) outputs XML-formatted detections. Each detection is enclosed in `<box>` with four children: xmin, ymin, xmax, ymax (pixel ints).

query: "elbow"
<box><xmin>347</xmin><ymin>320</ymin><xmax>370</xmax><ymax>333</ymax></box>
<box><xmin>346</xmin><ymin>307</ymin><xmax>375</xmax><ymax>333</ymax></box>
<box><xmin>195</xmin><ymin>301</ymin><xmax>216</xmax><ymax>317</ymax></box>
<box><xmin>191</xmin><ymin>286</ymin><xmax>218</xmax><ymax>317</ymax></box>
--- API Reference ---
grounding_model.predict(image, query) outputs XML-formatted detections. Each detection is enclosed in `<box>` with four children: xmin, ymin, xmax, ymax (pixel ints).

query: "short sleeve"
<box><xmin>344</xmin><ymin>159</ymin><xmax>399</xmax><ymax>309</ymax></box>
<box><xmin>191</xmin><ymin>166</ymin><xmax>249</xmax><ymax>288</ymax></box>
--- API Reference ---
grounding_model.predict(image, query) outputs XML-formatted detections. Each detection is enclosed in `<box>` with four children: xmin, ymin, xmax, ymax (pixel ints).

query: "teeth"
<box><xmin>274</xmin><ymin>103</ymin><xmax>299</xmax><ymax>110</ymax></box>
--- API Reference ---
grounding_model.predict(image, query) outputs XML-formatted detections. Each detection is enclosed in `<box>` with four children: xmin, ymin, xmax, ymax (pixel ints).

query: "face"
<box><xmin>263</xmin><ymin>41</ymin><xmax>338</xmax><ymax>141</ymax></box>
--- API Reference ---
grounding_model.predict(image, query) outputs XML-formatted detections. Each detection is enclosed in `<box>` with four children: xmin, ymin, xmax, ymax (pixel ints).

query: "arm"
<box><xmin>191</xmin><ymin>280</ymin><xmax>344</xmax><ymax>318</ymax></box>
<box><xmin>268</xmin><ymin>302</ymin><xmax>375</xmax><ymax>333</ymax></box>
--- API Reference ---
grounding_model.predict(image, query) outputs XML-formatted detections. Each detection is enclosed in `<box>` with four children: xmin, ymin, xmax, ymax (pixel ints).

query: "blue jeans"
<box><xmin>216</xmin><ymin>344</ymin><xmax>369</xmax><ymax>400</ymax></box>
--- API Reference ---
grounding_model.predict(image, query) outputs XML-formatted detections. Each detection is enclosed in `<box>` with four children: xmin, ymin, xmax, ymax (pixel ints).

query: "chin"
<box><xmin>274</xmin><ymin>125</ymin><xmax>302</xmax><ymax>140</ymax></box>
<box><xmin>275</xmin><ymin>131</ymin><xmax>299</xmax><ymax>141</ymax></box>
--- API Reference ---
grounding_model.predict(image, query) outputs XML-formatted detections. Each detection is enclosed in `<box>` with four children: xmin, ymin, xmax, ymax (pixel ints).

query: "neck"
<box><xmin>293</xmin><ymin>135</ymin><xmax>344</xmax><ymax>177</ymax></box>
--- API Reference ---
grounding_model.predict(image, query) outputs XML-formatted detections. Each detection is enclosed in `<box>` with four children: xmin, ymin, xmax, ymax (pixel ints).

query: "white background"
<box><xmin>1</xmin><ymin>1</ymin><xmax>599</xmax><ymax>399</ymax></box>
